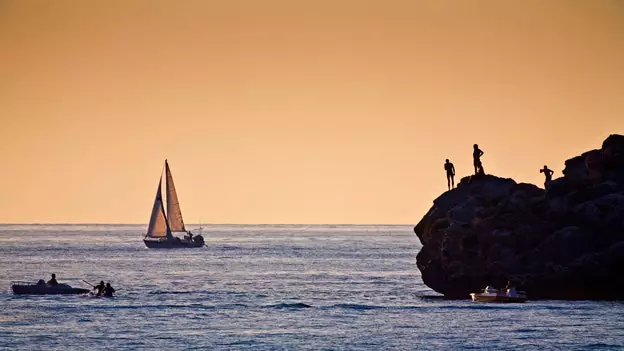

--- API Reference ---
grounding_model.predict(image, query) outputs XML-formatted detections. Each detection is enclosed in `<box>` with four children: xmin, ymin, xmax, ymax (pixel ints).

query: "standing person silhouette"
<box><xmin>540</xmin><ymin>165</ymin><xmax>554</xmax><ymax>189</ymax></box>
<box><xmin>444</xmin><ymin>159</ymin><xmax>455</xmax><ymax>190</ymax></box>
<box><xmin>473</xmin><ymin>144</ymin><xmax>485</xmax><ymax>175</ymax></box>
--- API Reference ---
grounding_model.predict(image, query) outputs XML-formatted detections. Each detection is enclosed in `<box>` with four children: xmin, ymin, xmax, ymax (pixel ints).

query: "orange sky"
<box><xmin>1</xmin><ymin>0</ymin><xmax>623</xmax><ymax>224</ymax></box>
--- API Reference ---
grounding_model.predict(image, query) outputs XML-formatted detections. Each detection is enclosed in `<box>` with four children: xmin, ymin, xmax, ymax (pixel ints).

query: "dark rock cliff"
<box><xmin>414</xmin><ymin>134</ymin><xmax>624</xmax><ymax>299</ymax></box>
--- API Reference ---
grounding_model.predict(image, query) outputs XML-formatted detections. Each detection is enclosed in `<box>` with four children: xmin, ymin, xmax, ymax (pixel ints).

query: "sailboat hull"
<box><xmin>143</xmin><ymin>238</ymin><xmax>204</xmax><ymax>249</ymax></box>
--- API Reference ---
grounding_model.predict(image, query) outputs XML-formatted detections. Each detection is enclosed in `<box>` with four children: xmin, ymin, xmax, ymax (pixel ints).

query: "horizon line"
<box><xmin>0</xmin><ymin>222</ymin><xmax>413</xmax><ymax>226</ymax></box>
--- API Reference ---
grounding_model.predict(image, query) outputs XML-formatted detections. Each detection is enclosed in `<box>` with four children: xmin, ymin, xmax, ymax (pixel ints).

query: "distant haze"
<box><xmin>1</xmin><ymin>0</ymin><xmax>623</xmax><ymax>224</ymax></box>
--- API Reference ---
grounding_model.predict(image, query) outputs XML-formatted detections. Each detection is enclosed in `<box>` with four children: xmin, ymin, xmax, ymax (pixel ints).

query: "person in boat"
<box><xmin>103</xmin><ymin>282</ymin><xmax>115</xmax><ymax>297</ymax></box>
<box><xmin>93</xmin><ymin>281</ymin><xmax>105</xmax><ymax>296</ymax></box>
<box><xmin>37</xmin><ymin>279</ymin><xmax>46</xmax><ymax>286</ymax></box>
<box><xmin>540</xmin><ymin>165</ymin><xmax>554</xmax><ymax>189</ymax></box>
<box><xmin>473</xmin><ymin>144</ymin><xmax>485</xmax><ymax>175</ymax></box>
<box><xmin>185</xmin><ymin>231</ymin><xmax>193</xmax><ymax>241</ymax></box>
<box><xmin>444</xmin><ymin>159</ymin><xmax>456</xmax><ymax>190</ymax></box>
<box><xmin>47</xmin><ymin>274</ymin><xmax>58</xmax><ymax>286</ymax></box>
<box><xmin>504</xmin><ymin>280</ymin><xmax>520</xmax><ymax>297</ymax></box>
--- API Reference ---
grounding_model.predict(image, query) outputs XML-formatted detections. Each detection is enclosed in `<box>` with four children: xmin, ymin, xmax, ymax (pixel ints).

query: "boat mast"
<box><xmin>162</xmin><ymin>161</ymin><xmax>172</xmax><ymax>238</ymax></box>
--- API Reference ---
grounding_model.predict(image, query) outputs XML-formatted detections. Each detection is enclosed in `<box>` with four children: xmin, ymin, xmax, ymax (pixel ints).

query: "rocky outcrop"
<box><xmin>415</xmin><ymin>134</ymin><xmax>624</xmax><ymax>299</ymax></box>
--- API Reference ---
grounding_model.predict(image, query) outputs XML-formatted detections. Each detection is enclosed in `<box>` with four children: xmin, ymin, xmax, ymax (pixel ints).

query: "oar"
<box><xmin>82</xmin><ymin>280</ymin><xmax>95</xmax><ymax>288</ymax></box>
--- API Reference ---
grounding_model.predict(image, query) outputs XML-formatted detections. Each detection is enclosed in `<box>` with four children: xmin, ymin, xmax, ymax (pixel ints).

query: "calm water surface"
<box><xmin>0</xmin><ymin>224</ymin><xmax>622</xmax><ymax>350</ymax></box>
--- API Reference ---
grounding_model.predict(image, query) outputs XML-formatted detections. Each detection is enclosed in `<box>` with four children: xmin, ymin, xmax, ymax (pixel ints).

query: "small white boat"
<box><xmin>470</xmin><ymin>285</ymin><xmax>527</xmax><ymax>303</ymax></box>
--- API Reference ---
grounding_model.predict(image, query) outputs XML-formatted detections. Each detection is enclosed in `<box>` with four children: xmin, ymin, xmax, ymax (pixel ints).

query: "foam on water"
<box><xmin>0</xmin><ymin>224</ymin><xmax>622</xmax><ymax>350</ymax></box>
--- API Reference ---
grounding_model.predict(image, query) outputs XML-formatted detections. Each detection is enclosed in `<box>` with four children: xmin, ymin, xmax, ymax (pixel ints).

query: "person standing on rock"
<box><xmin>444</xmin><ymin>159</ymin><xmax>456</xmax><ymax>190</ymax></box>
<box><xmin>540</xmin><ymin>165</ymin><xmax>554</xmax><ymax>189</ymax></box>
<box><xmin>473</xmin><ymin>144</ymin><xmax>485</xmax><ymax>175</ymax></box>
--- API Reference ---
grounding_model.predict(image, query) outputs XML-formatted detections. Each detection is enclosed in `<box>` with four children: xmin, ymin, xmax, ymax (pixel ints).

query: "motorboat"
<box><xmin>11</xmin><ymin>280</ymin><xmax>90</xmax><ymax>295</ymax></box>
<box><xmin>470</xmin><ymin>285</ymin><xmax>527</xmax><ymax>303</ymax></box>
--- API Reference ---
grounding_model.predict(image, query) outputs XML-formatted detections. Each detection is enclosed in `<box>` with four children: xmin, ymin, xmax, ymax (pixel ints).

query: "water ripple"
<box><xmin>0</xmin><ymin>224</ymin><xmax>621</xmax><ymax>350</ymax></box>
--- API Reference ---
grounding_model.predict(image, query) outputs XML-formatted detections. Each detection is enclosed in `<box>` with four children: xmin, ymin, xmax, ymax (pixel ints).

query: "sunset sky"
<box><xmin>1</xmin><ymin>0</ymin><xmax>623</xmax><ymax>224</ymax></box>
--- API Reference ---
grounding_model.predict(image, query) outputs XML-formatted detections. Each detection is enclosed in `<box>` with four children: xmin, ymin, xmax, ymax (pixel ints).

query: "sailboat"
<box><xmin>143</xmin><ymin>160</ymin><xmax>205</xmax><ymax>248</ymax></box>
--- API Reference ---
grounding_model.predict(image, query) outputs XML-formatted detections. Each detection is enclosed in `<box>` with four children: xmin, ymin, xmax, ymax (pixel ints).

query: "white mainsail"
<box><xmin>165</xmin><ymin>160</ymin><xmax>186</xmax><ymax>233</ymax></box>
<box><xmin>145</xmin><ymin>175</ymin><xmax>171</xmax><ymax>239</ymax></box>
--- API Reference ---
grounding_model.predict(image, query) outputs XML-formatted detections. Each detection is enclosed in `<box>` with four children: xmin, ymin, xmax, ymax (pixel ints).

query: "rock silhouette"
<box><xmin>414</xmin><ymin>134</ymin><xmax>624</xmax><ymax>300</ymax></box>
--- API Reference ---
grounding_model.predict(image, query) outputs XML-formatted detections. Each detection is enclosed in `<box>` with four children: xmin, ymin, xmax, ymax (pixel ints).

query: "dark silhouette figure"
<box><xmin>47</xmin><ymin>274</ymin><xmax>58</xmax><ymax>286</ymax></box>
<box><xmin>93</xmin><ymin>281</ymin><xmax>105</xmax><ymax>296</ymax></box>
<box><xmin>473</xmin><ymin>144</ymin><xmax>485</xmax><ymax>175</ymax></box>
<box><xmin>444</xmin><ymin>159</ymin><xmax>456</xmax><ymax>190</ymax></box>
<box><xmin>103</xmin><ymin>283</ymin><xmax>115</xmax><ymax>297</ymax></box>
<box><xmin>540</xmin><ymin>165</ymin><xmax>554</xmax><ymax>189</ymax></box>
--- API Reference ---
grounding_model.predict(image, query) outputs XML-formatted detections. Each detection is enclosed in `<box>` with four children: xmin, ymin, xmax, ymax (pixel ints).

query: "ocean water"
<box><xmin>0</xmin><ymin>224</ymin><xmax>622</xmax><ymax>350</ymax></box>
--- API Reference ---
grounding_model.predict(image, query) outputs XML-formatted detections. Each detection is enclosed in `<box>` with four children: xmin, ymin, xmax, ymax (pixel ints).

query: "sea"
<box><xmin>0</xmin><ymin>224</ymin><xmax>622</xmax><ymax>350</ymax></box>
